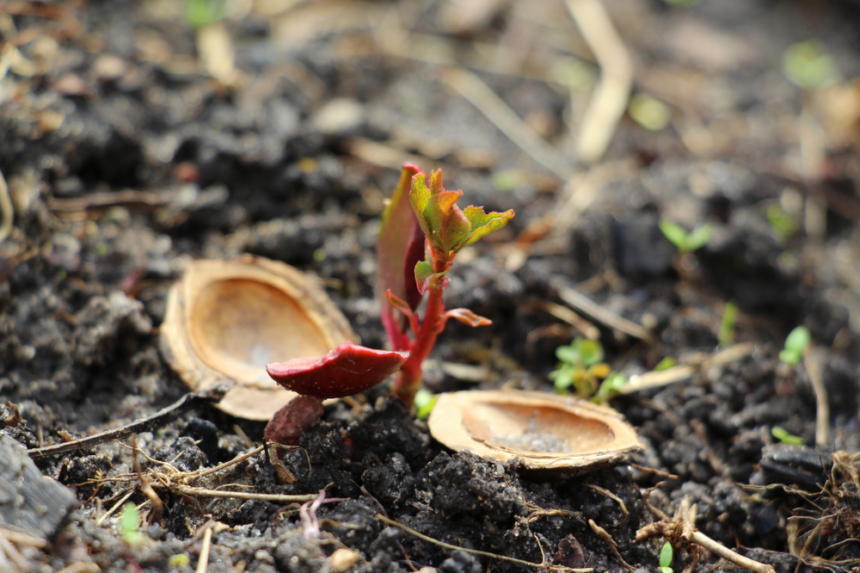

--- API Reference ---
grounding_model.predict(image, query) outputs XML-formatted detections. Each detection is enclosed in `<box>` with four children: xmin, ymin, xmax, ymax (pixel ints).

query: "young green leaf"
<box><xmin>772</xmin><ymin>426</ymin><xmax>804</xmax><ymax>445</ymax></box>
<box><xmin>555</xmin><ymin>338</ymin><xmax>604</xmax><ymax>367</ymax></box>
<box><xmin>719</xmin><ymin>301</ymin><xmax>738</xmax><ymax>346</ymax></box>
<box><xmin>659</xmin><ymin>542</ymin><xmax>674</xmax><ymax>569</ymax></box>
<box><xmin>423</xmin><ymin>190</ymin><xmax>471</xmax><ymax>252</ymax></box>
<box><xmin>659</xmin><ymin>220</ymin><xmax>689</xmax><ymax>251</ymax></box>
<box><xmin>684</xmin><ymin>224</ymin><xmax>712</xmax><ymax>252</ymax></box>
<box><xmin>595</xmin><ymin>371</ymin><xmax>627</xmax><ymax>401</ymax></box>
<box><xmin>120</xmin><ymin>502</ymin><xmax>144</xmax><ymax>545</ymax></box>
<box><xmin>414</xmin><ymin>388</ymin><xmax>438</xmax><ymax>420</ymax></box>
<box><xmin>659</xmin><ymin>220</ymin><xmax>711</xmax><ymax>254</ymax></box>
<box><xmin>576</xmin><ymin>339</ymin><xmax>604</xmax><ymax>366</ymax></box>
<box><xmin>779</xmin><ymin>326</ymin><xmax>811</xmax><ymax>365</ymax></box>
<box><xmin>169</xmin><ymin>554</ymin><xmax>191</xmax><ymax>568</ymax></box>
<box><xmin>462</xmin><ymin>205</ymin><xmax>515</xmax><ymax>246</ymax></box>
<box><xmin>550</xmin><ymin>366</ymin><xmax>575</xmax><ymax>391</ymax></box>
<box><xmin>414</xmin><ymin>260</ymin><xmax>437</xmax><ymax>295</ymax></box>
<box><xmin>783</xmin><ymin>40</ymin><xmax>840</xmax><ymax>90</ymax></box>
<box><xmin>655</xmin><ymin>357</ymin><xmax>676</xmax><ymax>371</ymax></box>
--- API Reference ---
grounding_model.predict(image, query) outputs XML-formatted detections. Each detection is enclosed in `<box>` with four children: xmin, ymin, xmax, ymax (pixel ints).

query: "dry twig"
<box><xmin>442</xmin><ymin>67</ymin><xmax>574</xmax><ymax>180</ymax></box>
<box><xmin>27</xmin><ymin>383</ymin><xmax>234</xmax><ymax>459</ymax></box>
<box><xmin>803</xmin><ymin>350</ymin><xmax>830</xmax><ymax>447</ymax></box>
<box><xmin>618</xmin><ymin>343</ymin><xmax>755</xmax><ymax>395</ymax></box>
<box><xmin>589</xmin><ymin>519</ymin><xmax>633</xmax><ymax>571</ymax></box>
<box><xmin>563</xmin><ymin>0</ymin><xmax>633</xmax><ymax>162</ymax></box>
<box><xmin>0</xmin><ymin>169</ymin><xmax>13</xmax><ymax>243</ymax></box>
<box><xmin>377</xmin><ymin>514</ymin><xmax>593</xmax><ymax>572</ymax></box>
<box><xmin>637</xmin><ymin>496</ymin><xmax>776</xmax><ymax>573</ymax></box>
<box><xmin>555</xmin><ymin>284</ymin><xmax>654</xmax><ymax>343</ymax></box>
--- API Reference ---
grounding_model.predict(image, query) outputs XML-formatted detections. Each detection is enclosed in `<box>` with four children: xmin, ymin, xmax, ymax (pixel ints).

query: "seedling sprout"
<box><xmin>779</xmin><ymin>326</ymin><xmax>811</xmax><ymax>365</ymax></box>
<box><xmin>772</xmin><ymin>426</ymin><xmax>804</xmax><ymax>445</ymax></box>
<box><xmin>659</xmin><ymin>220</ymin><xmax>712</xmax><ymax>255</ymax></box>
<box><xmin>659</xmin><ymin>541</ymin><xmax>674</xmax><ymax>573</ymax></box>
<box><xmin>264</xmin><ymin>165</ymin><xmax>513</xmax><ymax>446</ymax></box>
<box><xmin>719</xmin><ymin>301</ymin><xmax>738</xmax><ymax>347</ymax></box>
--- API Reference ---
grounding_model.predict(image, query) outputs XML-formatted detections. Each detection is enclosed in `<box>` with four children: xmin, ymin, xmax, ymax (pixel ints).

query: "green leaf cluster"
<box><xmin>659</xmin><ymin>220</ymin><xmax>712</xmax><ymax>254</ymax></box>
<box><xmin>410</xmin><ymin>171</ymin><xmax>514</xmax><ymax>266</ymax></box>
<box><xmin>551</xmin><ymin>338</ymin><xmax>625</xmax><ymax>400</ymax></box>
<box><xmin>779</xmin><ymin>326</ymin><xmax>811</xmax><ymax>365</ymax></box>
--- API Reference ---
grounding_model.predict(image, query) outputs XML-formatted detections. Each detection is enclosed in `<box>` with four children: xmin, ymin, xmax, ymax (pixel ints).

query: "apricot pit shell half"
<box><xmin>428</xmin><ymin>390</ymin><xmax>641</xmax><ymax>476</ymax></box>
<box><xmin>159</xmin><ymin>255</ymin><xmax>357</xmax><ymax>420</ymax></box>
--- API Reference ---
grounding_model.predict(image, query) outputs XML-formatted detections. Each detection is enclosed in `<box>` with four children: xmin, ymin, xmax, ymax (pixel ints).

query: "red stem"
<box><xmin>393</xmin><ymin>254</ymin><xmax>450</xmax><ymax>406</ymax></box>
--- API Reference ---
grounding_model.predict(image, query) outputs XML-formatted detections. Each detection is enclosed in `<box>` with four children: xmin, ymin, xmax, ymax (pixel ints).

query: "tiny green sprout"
<box><xmin>772</xmin><ymin>426</ymin><xmax>804</xmax><ymax>445</ymax></box>
<box><xmin>491</xmin><ymin>170</ymin><xmax>525</xmax><ymax>192</ymax></box>
<box><xmin>719</xmin><ymin>301</ymin><xmax>738</xmax><ymax>347</ymax></box>
<box><xmin>779</xmin><ymin>326</ymin><xmax>811</xmax><ymax>365</ymax></box>
<box><xmin>654</xmin><ymin>357</ymin><xmax>676</xmax><ymax>371</ymax></box>
<box><xmin>659</xmin><ymin>541</ymin><xmax>674</xmax><ymax>573</ymax></box>
<box><xmin>659</xmin><ymin>220</ymin><xmax>712</xmax><ymax>255</ymax></box>
<box><xmin>594</xmin><ymin>371</ymin><xmax>628</xmax><ymax>403</ymax></box>
<box><xmin>767</xmin><ymin>204</ymin><xmax>797</xmax><ymax>240</ymax></box>
<box><xmin>414</xmin><ymin>388</ymin><xmax>437</xmax><ymax>420</ymax></box>
<box><xmin>169</xmin><ymin>554</ymin><xmax>191</xmax><ymax>568</ymax></box>
<box><xmin>551</xmin><ymin>338</ymin><xmax>612</xmax><ymax>398</ymax></box>
<box><xmin>628</xmin><ymin>93</ymin><xmax>672</xmax><ymax>131</ymax></box>
<box><xmin>185</xmin><ymin>0</ymin><xmax>226</xmax><ymax>29</ymax></box>
<box><xmin>782</xmin><ymin>41</ymin><xmax>840</xmax><ymax>91</ymax></box>
<box><xmin>119</xmin><ymin>502</ymin><xmax>144</xmax><ymax>545</ymax></box>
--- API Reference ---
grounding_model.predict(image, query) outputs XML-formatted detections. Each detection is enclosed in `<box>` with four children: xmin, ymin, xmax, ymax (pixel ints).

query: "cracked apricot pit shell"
<box><xmin>427</xmin><ymin>390</ymin><xmax>641</xmax><ymax>476</ymax></box>
<box><xmin>159</xmin><ymin>255</ymin><xmax>357</xmax><ymax>420</ymax></box>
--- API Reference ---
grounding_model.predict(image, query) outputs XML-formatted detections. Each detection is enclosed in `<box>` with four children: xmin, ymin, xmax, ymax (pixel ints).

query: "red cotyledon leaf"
<box><xmin>377</xmin><ymin>164</ymin><xmax>425</xmax><ymax>349</ymax></box>
<box><xmin>267</xmin><ymin>342</ymin><xmax>409</xmax><ymax>399</ymax></box>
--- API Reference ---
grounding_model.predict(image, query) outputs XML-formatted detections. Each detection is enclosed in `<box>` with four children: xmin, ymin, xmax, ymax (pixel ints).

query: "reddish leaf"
<box><xmin>444</xmin><ymin>308</ymin><xmax>492</xmax><ymax>327</ymax></box>
<box><xmin>264</xmin><ymin>395</ymin><xmax>324</xmax><ymax>445</ymax></box>
<box><xmin>385</xmin><ymin>289</ymin><xmax>414</xmax><ymax>322</ymax></box>
<box><xmin>267</xmin><ymin>342</ymin><xmax>408</xmax><ymax>399</ymax></box>
<box><xmin>377</xmin><ymin>164</ymin><xmax>425</xmax><ymax>349</ymax></box>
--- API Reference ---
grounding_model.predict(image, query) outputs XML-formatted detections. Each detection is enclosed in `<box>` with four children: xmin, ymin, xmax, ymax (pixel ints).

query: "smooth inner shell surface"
<box><xmin>160</xmin><ymin>255</ymin><xmax>357</xmax><ymax>420</ymax></box>
<box><xmin>428</xmin><ymin>390</ymin><xmax>641</xmax><ymax>476</ymax></box>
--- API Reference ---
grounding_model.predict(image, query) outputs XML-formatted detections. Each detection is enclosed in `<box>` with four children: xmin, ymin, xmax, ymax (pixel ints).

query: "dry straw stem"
<box><xmin>442</xmin><ymin>67</ymin><xmax>574</xmax><ymax>180</ymax></box>
<box><xmin>618</xmin><ymin>343</ymin><xmax>755</xmax><ymax>395</ymax></box>
<box><xmin>27</xmin><ymin>384</ymin><xmax>233</xmax><ymax>459</ymax></box>
<box><xmin>86</xmin><ymin>443</ymin><xmax>319</xmax><ymax>508</ymax></box>
<box><xmin>563</xmin><ymin>0</ymin><xmax>633</xmax><ymax>163</ymax></box>
<box><xmin>0</xmin><ymin>169</ymin><xmax>13</xmax><ymax>243</ymax></box>
<box><xmin>637</xmin><ymin>496</ymin><xmax>776</xmax><ymax>573</ymax></box>
<box><xmin>589</xmin><ymin>519</ymin><xmax>633</xmax><ymax>571</ymax></box>
<box><xmin>555</xmin><ymin>284</ymin><xmax>654</xmax><ymax>342</ymax></box>
<box><xmin>803</xmin><ymin>350</ymin><xmax>830</xmax><ymax>447</ymax></box>
<box><xmin>377</xmin><ymin>514</ymin><xmax>593</xmax><ymax>572</ymax></box>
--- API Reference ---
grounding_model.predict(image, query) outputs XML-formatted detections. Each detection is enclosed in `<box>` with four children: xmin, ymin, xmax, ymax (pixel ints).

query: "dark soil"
<box><xmin>2</xmin><ymin>1</ymin><xmax>860</xmax><ymax>572</ymax></box>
